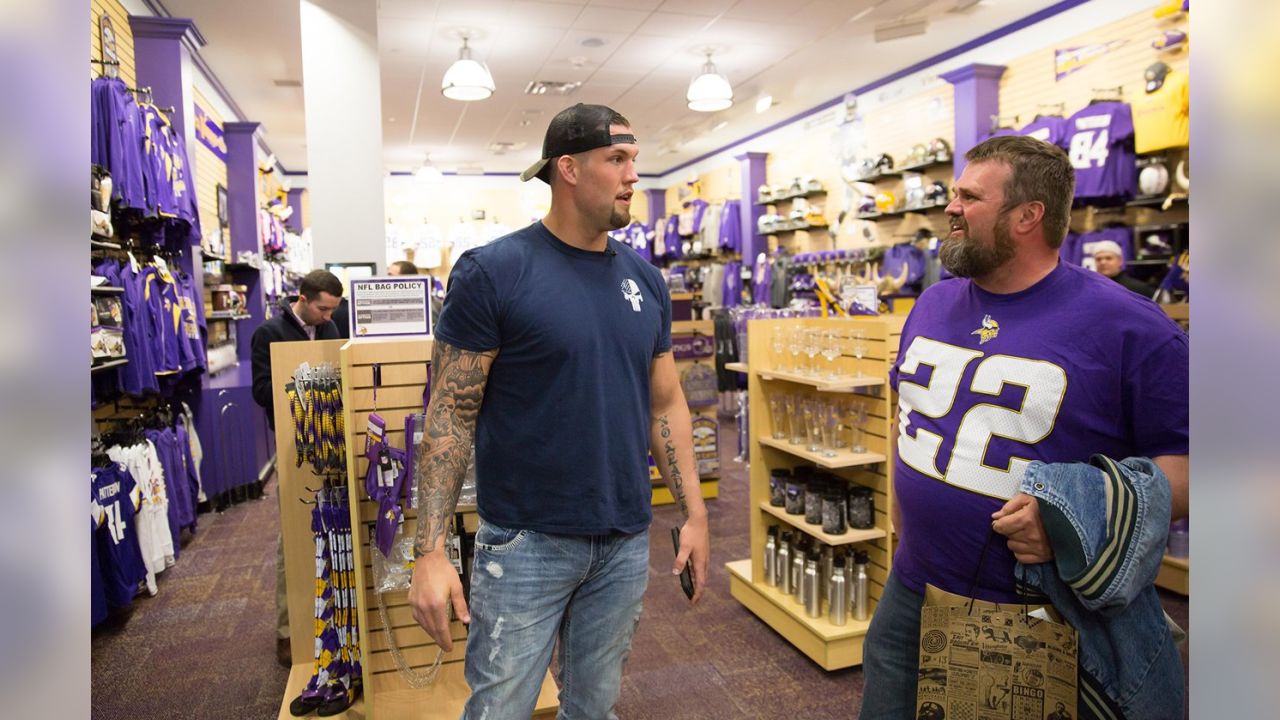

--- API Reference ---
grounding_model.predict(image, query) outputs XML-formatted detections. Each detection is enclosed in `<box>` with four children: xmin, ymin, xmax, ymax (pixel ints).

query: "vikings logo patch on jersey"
<box><xmin>972</xmin><ymin>314</ymin><xmax>1000</xmax><ymax>345</ymax></box>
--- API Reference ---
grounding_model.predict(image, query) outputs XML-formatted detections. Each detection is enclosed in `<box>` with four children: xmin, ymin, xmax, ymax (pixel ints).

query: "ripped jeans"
<box><xmin>462</xmin><ymin>520</ymin><xmax>649</xmax><ymax>720</ymax></box>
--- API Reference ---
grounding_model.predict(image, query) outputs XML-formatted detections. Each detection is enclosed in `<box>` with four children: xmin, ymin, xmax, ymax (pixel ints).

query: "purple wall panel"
<box><xmin>736</xmin><ymin>151</ymin><xmax>768</xmax><ymax>267</ymax></box>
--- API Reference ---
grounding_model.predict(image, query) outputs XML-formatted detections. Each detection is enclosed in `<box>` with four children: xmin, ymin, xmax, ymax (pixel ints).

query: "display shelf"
<box><xmin>755</xmin><ymin>188</ymin><xmax>827</xmax><ymax>206</ymax></box>
<box><xmin>91</xmin><ymin>238</ymin><xmax>122</xmax><ymax>250</ymax></box>
<box><xmin>759</xmin><ymin>502</ymin><xmax>886</xmax><ymax>546</ymax></box>
<box><xmin>91</xmin><ymin>358</ymin><xmax>129</xmax><ymax>373</ymax></box>
<box><xmin>725</xmin><ymin>361</ymin><xmax>749</xmax><ymax>373</ymax></box>
<box><xmin>733</xmin><ymin>316</ymin><xmax>903</xmax><ymax>670</ymax></box>
<box><xmin>856</xmin><ymin>202</ymin><xmax>947</xmax><ymax>221</ymax></box>
<box><xmin>207</xmin><ymin>311</ymin><xmax>253</xmax><ymax>320</ymax></box>
<box><xmin>226</xmin><ymin>261</ymin><xmax>261</xmax><ymax>271</ymax></box>
<box><xmin>758</xmin><ymin>436</ymin><xmax>886</xmax><ymax>470</ymax></box>
<box><xmin>726</xmin><ymin>559</ymin><xmax>873</xmax><ymax>670</ymax></box>
<box><xmin>754</xmin><ymin>367</ymin><xmax>885</xmax><ymax>393</ymax></box>
<box><xmin>763</xmin><ymin>220</ymin><xmax>829</xmax><ymax>235</ymax></box>
<box><xmin>1155</xmin><ymin>553</ymin><xmax>1189</xmax><ymax>595</ymax></box>
<box><xmin>880</xmin><ymin>159</ymin><xmax>953</xmax><ymax>177</ymax></box>
<box><xmin>202</xmin><ymin>250</ymin><xmax>228</xmax><ymax>262</ymax></box>
<box><xmin>1126</xmin><ymin>194</ymin><xmax>1187</xmax><ymax>209</ymax></box>
<box><xmin>92</xmin><ymin>285</ymin><xmax>125</xmax><ymax>295</ymax></box>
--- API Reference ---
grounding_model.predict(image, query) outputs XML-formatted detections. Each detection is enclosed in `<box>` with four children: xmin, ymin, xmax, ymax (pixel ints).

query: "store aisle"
<box><xmin>91</xmin><ymin>486</ymin><xmax>288</xmax><ymax>719</ymax></box>
<box><xmin>90</xmin><ymin>419</ymin><xmax>1188</xmax><ymax>719</ymax></box>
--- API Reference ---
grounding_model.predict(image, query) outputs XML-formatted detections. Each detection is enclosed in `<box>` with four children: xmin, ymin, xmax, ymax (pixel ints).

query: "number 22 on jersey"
<box><xmin>896</xmin><ymin>337</ymin><xmax>1067</xmax><ymax>499</ymax></box>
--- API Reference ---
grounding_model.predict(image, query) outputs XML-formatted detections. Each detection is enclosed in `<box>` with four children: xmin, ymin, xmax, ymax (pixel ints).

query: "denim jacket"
<box><xmin>1015</xmin><ymin>455</ymin><xmax>1183</xmax><ymax>720</ymax></box>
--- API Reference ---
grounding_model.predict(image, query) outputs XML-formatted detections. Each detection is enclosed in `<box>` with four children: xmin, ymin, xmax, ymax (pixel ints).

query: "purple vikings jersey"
<box><xmin>143</xmin><ymin>267</ymin><xmax>181</xmax><ymax>376</ymax></box>
<box><xmin>91</xmin><ymin>78</ymin><xmax>149</xmax><ymax>211</ymax></box>
<box><xmin>1018</xmin><ymin>116</ymin><xmax>1069</xmax><ymax>148</ymax></box>
<box><xmin>890</xmin><ymin>262</ymin><xmax>1187</xmax><ymax>602</ymax></box>
<box><xmin>93</xmin><ymin>465</ymin><xmax>147</xmax><ymax>608</ymax></box>
<box><xmin>1065</xmin><ymin>102</ymin><xmax>1136</xmax><ymax>203</ymax></box>
<box><xmin>91</xmin><ymin>494</ymin><xmax>108</xmax><ymax>626</ymax></box>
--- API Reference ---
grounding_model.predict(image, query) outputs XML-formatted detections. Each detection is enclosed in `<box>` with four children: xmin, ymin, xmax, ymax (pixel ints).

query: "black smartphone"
<box><xmin>671</xmin><ymin>526</ymin><xmax>694</xmax><ymax>600</ymax></box>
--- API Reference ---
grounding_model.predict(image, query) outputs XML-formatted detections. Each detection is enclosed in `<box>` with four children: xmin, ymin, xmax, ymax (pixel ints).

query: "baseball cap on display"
<box><xmin>519</xmin><ymin>103</ymin><xmax>637</xmax><ymax>183</ymax></box>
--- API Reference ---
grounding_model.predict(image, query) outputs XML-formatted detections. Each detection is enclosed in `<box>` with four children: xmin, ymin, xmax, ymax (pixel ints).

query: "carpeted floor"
<box><xmin>91</xmin><ymin>419</ymin><xmax>1189</xmax><ymax>719</ymax></box>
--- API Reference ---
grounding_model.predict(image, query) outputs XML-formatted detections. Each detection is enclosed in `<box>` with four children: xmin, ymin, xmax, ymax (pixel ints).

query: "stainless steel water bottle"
<box><xmin>763</xmin><ymin>526</ymin><xmax>778</xmax><ymax>587</ymax></box>
<box><xmin>803</xmin><ymin>552</ymin><xmax>821</xmax><ymax>618</ymax></box>
<box><xmin>852</xmin><ymin>550</ymin><xmax>870</xmax><ymax>621</ymax></box>
<box><xmin>829</xmin><ymin>556</ymin><xmax>848</xmax><ymax>626</ymax></box>
<box><xmin>821</xmin><ymin>544</ymin><xmax>834</xmax><ymax>606</ymax></box>
<box><xmin>777</xmin><ymin>532</ymin><xmax>792</xmax><ymax>594</ymax></box>
<box><xmin>790</xmin><ymin>539</ymin><xmax>806</xmax><ymax>600</ymax></box>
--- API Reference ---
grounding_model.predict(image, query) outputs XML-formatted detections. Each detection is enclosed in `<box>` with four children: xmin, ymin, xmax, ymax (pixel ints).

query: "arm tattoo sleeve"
<box><xmin>414</xmin><ymin>341</ymin><xmax>495</xmax><ymax>557</ymax></box>
<box><xmin>657</xmin><ymin>413</ymin><xmax>690</xmax><ymax>518</ymax></box>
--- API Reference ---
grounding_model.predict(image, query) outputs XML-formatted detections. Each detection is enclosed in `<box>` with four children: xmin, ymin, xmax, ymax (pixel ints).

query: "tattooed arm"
<box><xmin>649</xmin><ymin>351</ymin><xmax>710</xmax><ymax>603</ymax></box>
<box><xmin>408</xmin><ymin>339</ymin><xmax>497</xmax><ymax>649</ymax></box>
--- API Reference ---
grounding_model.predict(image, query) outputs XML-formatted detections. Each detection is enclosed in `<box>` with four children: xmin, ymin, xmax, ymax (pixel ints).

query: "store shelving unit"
<box><xmin>728</xmin><ymin>315</ymin><xmax>904</xmax><ymax>671</ymax></box>
<box><xmin>1155</xmin><ymin>554</ymin><xmax>1189</xmax><ymax>595</ymax></box>
<box><xmin>272</xmin><ymin>337</ymin><xmax>559</xmax><ymax>719</ymax></box>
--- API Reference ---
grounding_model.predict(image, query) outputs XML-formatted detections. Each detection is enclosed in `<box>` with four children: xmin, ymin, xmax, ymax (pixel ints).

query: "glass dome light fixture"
<box><xmin>686</xmin><ymin>50</ymin><xmax>733</xmax><ymax>112</ymax></box>
<box><xmin>441</xmin><ymin>34</ymin><xmax>495</xmax><ymax>101</ymax></box>
<box><xmin>415</xmin><ymin>152</ymin><xmax>444</xmax><ymax>184</ymax></box>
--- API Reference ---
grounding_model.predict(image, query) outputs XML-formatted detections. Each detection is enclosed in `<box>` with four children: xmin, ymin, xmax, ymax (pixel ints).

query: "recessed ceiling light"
<box><xmin>755</xmin><ymin>95</ymin><xmax>773</xmax><ymax>113</ymax></box>
<box><xmin>388</xmin><ymin>117</ymin><xmax>397</xmax><ymax>122</ymax></box>
<box><xmin>580</xmin><ymin>37</ymin><xmax>606</xmax><ymax>48</ymax></box>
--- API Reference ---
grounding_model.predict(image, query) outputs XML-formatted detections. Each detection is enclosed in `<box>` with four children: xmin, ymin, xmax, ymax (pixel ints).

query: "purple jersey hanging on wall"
<box><xmin>1064</xmin><ymin>101</ymin><xmax>1136</xmax><ymax>203</ymax></box>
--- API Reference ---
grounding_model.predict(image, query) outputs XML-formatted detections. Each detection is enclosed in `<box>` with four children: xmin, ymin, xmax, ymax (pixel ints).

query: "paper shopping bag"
<box><xmin>916</xmin><ymin>584</ymin><xmax>1079</xmax><ymax>720</ymax></box>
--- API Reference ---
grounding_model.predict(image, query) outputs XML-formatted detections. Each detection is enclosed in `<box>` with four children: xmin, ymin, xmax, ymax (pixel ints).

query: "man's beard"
<box><xmin>608</xmin><ymin>207</ymin><xmax>630</xmax><ymax>230</ymax></box>
<box><xmin>939</xmin><ymin>214</ymin><xmax>1015</xmax><ymax>278</ymax></box>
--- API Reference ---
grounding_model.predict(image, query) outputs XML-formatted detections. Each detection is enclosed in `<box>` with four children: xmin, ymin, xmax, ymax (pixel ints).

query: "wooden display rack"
<box><xmin>727</xmin><ymin>316</ymin><xmax>905</xmax><ymax>671</ymax></box>
<box><xmin>271</xmin><ymin>337</ymin><xmax>558</xmax><ymax>719</ymax></box>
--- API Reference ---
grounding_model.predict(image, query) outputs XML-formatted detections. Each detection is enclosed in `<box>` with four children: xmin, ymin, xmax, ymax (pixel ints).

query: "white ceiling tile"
<box><xmin>590</xmin><ymin>0</ymin><xmax>663</xmax><ymax>9</ymax></box>
<box><xmin>505</xmin><ymin>1</ymin><xmax>588</xmax><ymax>28</ymax></box>
<box><xmin>378</xmin><ymin>0</ymin><xmax>443</xmax><ymax>21</ymax></box>
<box><xmin>571</xmin><ymin>6</ymin><xmax>654</xmax><ymax>33</ymax></box>
<box><xmin>635</xmin><ymin>12</ymin><xmax>716</xmax><ymax>39</ymax></box>
<box><xmin>657</xmin><ymin>0</ymin><xmax>735</xmax><ymax>17</ymax></box>
<box><xmin>601</xmin><ymin>34</ymin><xmax>687</xmax><ymax>74</ymax></box>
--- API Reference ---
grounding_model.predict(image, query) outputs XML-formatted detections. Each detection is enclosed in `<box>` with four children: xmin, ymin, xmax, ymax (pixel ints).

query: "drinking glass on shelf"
<box><xmin>768</xmin><ymin>395</ymin><xmax>788</xmax><ymax>440</ymax></box>
<box><xmin>819</xmin><ymin>401</ymin><xmax>842</xmax><ymax>458</ymax></box>
<box><xmin>785</xmin><ymin>394</ymin><xmax>805</xmax><ymax>445</ymax></box>
<box><xmin>771</xmin><ymin>326</ymin><xmax>788</xmax><ymax>371</ymax></box>
<box><xmin>788</xmin><ymin>328</ymin><xmax>805</xmax><ymax>376</ymax></box>
<box><xmin>851</xmin><ymin>329</ymin><xmax>867</xmax><ymax>378</ymax></box>
<box><xmin>802</xmin><ymin>399</ymin><xmax>823</xmax><ymax>452</ymax></box>
<box><xmin>849</xmin><ymin>401</ymin><xmax>869</xmax><ymax>454</ymax></box>
<box><xmin>821</xmin><ymin>331</ymin><xmax>843</xmax><ymax>379</ymax></box>
<box><xmin>804</xmin><ymin>329</ymin><xmax>822</xmax><ymax>376</ymax></box>
<box><xmin>829</xmin><ymin>399</ymin><xmax>850</xmax><ymax>452</ymax></box>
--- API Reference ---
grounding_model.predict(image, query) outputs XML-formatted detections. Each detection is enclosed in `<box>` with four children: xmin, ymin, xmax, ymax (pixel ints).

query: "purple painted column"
<box><xmin>736</xmin><ymin>151</ymin><xmax>768</xmax><ymax>266</ymax></box>
<box><xmin>643</xmin><ymin>188</ymin><xmax>665</xmax><ymax>228</ymax></box>
<box><xmin>285</xmin><ymin>187</ymin><xmax>307</xmax><ymax>234</ymax></box>
<box><xmin>128</xmin><ymin>16</ymin><xmax>205</xmax><ymax>143</ymax></box>
<box><xmin>224</xmin><ymin>121</ymin><xmax>266</xmax><ymax>360</ymax></box>
<box><xmin>940</xmin><ymin>63</ymin><xmax>1006</xmax><ymax>178</ymax></box>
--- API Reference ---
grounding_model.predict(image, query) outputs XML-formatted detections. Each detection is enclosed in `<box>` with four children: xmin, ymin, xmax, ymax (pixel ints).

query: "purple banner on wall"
<box><xmin>1054</xmin><ymin>39</ymin><xmax>1127</xmax><ymax>81</ymax></box>
<box><xmin>193</xmin><ymin>104</ymin><xmax>228</xmax><ymax>161</ymax></box>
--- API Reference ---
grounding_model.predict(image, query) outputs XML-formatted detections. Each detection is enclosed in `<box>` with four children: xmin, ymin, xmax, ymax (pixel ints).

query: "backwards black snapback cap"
<box><xmin>520</xmin><ymin>103</ymin><xmax>637</xmax><ymax>183</ymax></box>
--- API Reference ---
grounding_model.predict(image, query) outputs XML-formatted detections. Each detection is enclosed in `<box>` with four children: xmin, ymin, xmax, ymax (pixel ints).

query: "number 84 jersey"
<box><xmin>888</xmin><ymin>262</ymin><xmax>1187</xmax><ymax>601</ymax></box>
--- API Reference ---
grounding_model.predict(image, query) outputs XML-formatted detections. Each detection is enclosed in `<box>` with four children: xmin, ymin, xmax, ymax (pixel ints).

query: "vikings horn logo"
<box><xmin>620</xmin><ymin>279</ymin><xmax>643</xmax><ymax>312</ymax></box>
<box><xmin>972</xmin><ymin>314</ymin><xmax>1000</xmax><ymax>345</ymax></box>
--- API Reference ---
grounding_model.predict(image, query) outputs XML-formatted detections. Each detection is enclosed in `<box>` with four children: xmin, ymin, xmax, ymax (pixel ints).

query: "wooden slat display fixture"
<box><xmin>728</xmin><ymin>315</ymin><xmax>904</xmax><ymax>671</ymax></box>
<box><xmin>90</xmin><ymin>0</ymin><xmax>137</xmax><ymax>88</ymax></box>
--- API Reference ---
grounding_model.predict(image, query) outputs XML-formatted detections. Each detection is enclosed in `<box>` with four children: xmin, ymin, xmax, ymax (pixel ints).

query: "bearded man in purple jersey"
<box><xmin>859</xmin><ymin>135</ymin><xmax>1189</xmax><ymax>718</ymax></box>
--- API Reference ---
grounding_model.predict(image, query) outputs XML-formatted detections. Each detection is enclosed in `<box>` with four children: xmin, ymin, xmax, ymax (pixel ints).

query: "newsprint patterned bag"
<box><xmin>917</xmin><ymin>584</ymin><xmax>1079</xmax><ymax>720</ymax></box>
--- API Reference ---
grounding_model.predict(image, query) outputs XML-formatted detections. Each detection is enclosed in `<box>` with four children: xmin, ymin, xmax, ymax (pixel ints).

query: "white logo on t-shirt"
<box><xmin>620</xmin><ymin>279</ymin><xmax>643</xmax><ymax>312</ymax></box>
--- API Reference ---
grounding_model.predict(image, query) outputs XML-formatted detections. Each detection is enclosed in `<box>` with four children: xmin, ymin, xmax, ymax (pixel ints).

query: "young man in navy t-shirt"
<box><xmin>860</xmin><ymin>135</ymin><xmax>1188</xmax><ymax>717</ymax></box>
<box><xmin>407</xmin><ymin>104</ymin><xmax>710</xmax><ymax>719</ymax></box>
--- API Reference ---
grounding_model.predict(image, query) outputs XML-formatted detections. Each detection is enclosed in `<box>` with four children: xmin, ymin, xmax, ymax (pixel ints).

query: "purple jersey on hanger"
<box><xmin>1018</xmin><ymin>116</ymin><xmax>1069</xmax><ymax>148</ymax></box>
<box><xmin>93</xmin><ymin>464</ymin><xmax>147</xmax><ymax>608</ymax></box>
<box><xmin>1065</xmin><ymin>102</ymin><xmax>1136</xmax><ymax>202</ymax></box>
<box><xmin>890</xmin><ymin>262</ymin><xmax>1187</xmax><ymax>602</ymax></box>
<box><xmin>664</xmin><ymin>215</ymin><xmax>682</xmax><ymax>259</ymax></box>
<box><xmin>719</xmin><ymin>200</ymin><xmax>743</xmax><ymax>253</ymax></box>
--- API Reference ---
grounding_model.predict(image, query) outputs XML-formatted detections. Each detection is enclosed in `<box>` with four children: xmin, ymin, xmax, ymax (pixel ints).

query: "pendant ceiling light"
<box><xmin>441</xmin><ymin>35</ymin><xmax>494</xmax><ymax>102</ymax></box>
<box><xmin>686</xmin><ymin>51</ymin><xmax>733</xmax><ymax>112</ymax></box>
<box><xmin>415</xmin><ymin>153</ymin><xmax>444</xmax><ymax>184</ymax></box>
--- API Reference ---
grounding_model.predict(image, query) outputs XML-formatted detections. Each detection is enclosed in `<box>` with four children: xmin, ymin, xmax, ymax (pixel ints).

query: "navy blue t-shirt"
<box><xmin>435</xmin><ymin>221</ymin><xmax>672</xmax><ymax>535</ymax></box>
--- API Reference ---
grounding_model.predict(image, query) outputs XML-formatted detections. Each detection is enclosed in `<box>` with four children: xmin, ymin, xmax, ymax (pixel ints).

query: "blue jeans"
<box><xmin>462</xmin><ymin>520</ymin><xmax>649</xmax><ymax>720</ymax></box>
<box><xmin>860</xmin><ymin>572</ymin><xmax>924</xmax><ymax>719</ymax></box>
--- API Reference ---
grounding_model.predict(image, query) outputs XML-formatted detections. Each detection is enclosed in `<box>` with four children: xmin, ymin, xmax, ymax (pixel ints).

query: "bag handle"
<box><xmin>965</xmin><ymin>527</ymin><xmax>1036</xmax><ymax>626</ymax></box>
